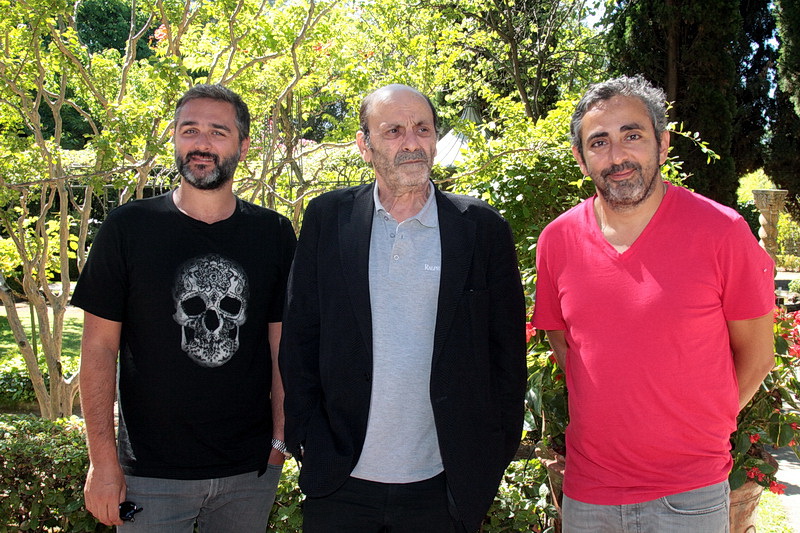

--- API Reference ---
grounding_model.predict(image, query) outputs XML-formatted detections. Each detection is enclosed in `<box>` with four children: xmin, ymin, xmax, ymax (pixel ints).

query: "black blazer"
<box><xmin>279</xmin><ymin>182</ymin><xmax>527</xmax><ymax>531</ymax></box>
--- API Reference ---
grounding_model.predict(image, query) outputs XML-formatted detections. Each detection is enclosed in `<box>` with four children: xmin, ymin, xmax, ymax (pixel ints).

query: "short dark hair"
<box><xmin>359</xmin><ymin>84</ymin><xmax>439</xmax><ymax>147</ymax></box>
<box><xmin>571</xmin><ymin>75</ymin><xmax>668</xmax><ymax>156</ymax></box>
<box><xmin>174</xmin><ymin>84</ymin><xmax>250</xmax><ymax>142</ymax></box>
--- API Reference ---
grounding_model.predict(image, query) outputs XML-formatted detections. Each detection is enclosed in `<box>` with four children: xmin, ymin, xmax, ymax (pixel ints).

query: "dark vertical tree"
<box><xmin>605</xmin><ymin>0</ymin><xmax>745</xmax><ymax>207</ymax></box>
<box><xmin>775</xmin><ymin>0</ymin><xmax>800</xmax><ymax>115</ymax></box>
<box><xmin>732</xmin><ymin>0</ymin><xmax>778</xmax><ymax>175</ymax></box>
<box><xmin>768</xmin><ymin>0</ymin><xmax>800</xmax><ymax>216</ymax></box>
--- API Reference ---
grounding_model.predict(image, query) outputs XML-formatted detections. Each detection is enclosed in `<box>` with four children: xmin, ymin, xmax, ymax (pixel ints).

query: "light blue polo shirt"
<box><xmin>351</xmin><ymin>182</ymin><xmax>443</xmax><ymax>483</ymax></box>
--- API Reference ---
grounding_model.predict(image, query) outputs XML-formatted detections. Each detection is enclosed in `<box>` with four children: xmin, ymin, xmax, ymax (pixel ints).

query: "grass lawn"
<box><xmin>757</xmin><ymin>490</ymin><xmax>793</xmax><ymax>533</ymax></box>
<box><xmin>0</xmin><ymin>303</ymin><xmax>83</xmax><ymax>373</ymax></box>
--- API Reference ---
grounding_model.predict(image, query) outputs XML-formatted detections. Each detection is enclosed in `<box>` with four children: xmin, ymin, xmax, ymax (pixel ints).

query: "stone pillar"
<box><xmin>752</xmin><ymin>189</ymin><xmax>788</xmax><ymax>262</ymax></box>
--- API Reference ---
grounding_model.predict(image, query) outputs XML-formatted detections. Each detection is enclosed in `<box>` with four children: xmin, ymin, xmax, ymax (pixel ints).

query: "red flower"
<box><xmin>746</xmin><ymin>467</ymin><xmax>761</xmax><ymax>479</ymax></box>
<box><xmin>750</xmin><ymin>434</ymin><xmax>760</xmax><ymax>444</ymax></box>
<box><xmin>526</xmin><ymin>322</ymin><xmax>535</xmax><ymax>343</ymax></box>
<box><xmin>770</xmin><ymin>481</ymin><xmax>786</xmax><ymax>494</ymax></box>
<box><xmin>792</xmin><ymin>423</ymin><xmax>799</xmax><ymax>430</ymax></box>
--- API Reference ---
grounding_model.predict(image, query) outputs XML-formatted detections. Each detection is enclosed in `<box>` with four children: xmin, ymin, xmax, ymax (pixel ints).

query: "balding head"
<box><xmin>359</xmin><ymin>84</ymin><xmax>439</xmax><ymax>147</ymax></box>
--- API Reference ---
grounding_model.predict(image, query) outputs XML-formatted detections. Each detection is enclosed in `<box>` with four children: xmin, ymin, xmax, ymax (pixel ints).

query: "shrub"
<box><xmin>0</xmin><ymin>414</ymin><xmax>106</xmax><ymax>532</ymax></box>
<box><xmin>778</xmin><ymin>254</ymin><xmax>800</xmax><ymax>272</ymax></box>
<box><xmin>0</xmin><ymin>358</ymin><xmax>39</xmax><ymax>408</ymax></box>
<box><xmin>482</xmin><ymin>458</ymin><xmax>555</xmax><ymax>532</ymax></box>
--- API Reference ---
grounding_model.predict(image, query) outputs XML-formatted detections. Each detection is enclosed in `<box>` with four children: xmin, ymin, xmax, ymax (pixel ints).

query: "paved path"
<box><xmin>773</xmin><ymin>446</ymin><xmax>800</xmax><ymax>531</ymax></box>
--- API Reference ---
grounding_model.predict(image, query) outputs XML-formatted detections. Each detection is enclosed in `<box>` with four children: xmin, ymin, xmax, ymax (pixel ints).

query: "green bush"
<box><xmin>0</xmin><ymin>359</ymin><xmax>39</xmax><ymax>408</ymax></box>
<box><xmin>778</xmin><ymin>254</ymin><xmax>800</xmax><ymax>272</ymax></box>
<box><xmin>0</xmin><ymin>414</ymin><xmax>106</xmax><ymax>532</ymax></box>
<box><xmin>482</xmin><ymin>458</ymin><xmax>555</xmax><ymax>532</ymax></box>
<box><xmin>0</xmin><ymin>413</ymin><xmax>555</xmax><ymax>532</ymax></box>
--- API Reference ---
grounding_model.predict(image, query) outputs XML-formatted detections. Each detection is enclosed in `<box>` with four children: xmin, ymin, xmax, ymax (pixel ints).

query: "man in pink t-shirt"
<box><xmin>532</xmin><ymin>75</ymin><xmax>776</xmax><ymax>532</ymax></box>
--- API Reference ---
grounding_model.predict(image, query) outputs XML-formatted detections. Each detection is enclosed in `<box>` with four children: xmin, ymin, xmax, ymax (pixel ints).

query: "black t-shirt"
<box><xmin>72</xmin><ymin>191</ymin><xmax>296</xmax><ymax>479</ymax></box>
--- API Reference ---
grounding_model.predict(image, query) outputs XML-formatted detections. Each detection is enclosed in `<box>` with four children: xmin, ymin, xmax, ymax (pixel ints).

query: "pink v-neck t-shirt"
<box><xmin>533</xmin><ymin>183</ymin><xmax>775</xmax><ymax>505</ymax></box>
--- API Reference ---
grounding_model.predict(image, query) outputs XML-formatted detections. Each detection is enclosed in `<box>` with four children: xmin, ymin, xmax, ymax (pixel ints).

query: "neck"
<box><xmin>594</xmin><ymin>181</ymin><xmax>667</xmax><ymax>252</ymax></box>
<box><xmin>377</xmin><ymin>181</ymin><xmax>431</xmax><ymax>222</ymax></box>
<box><xmin>173</xmin><ymin>182</ymin><xmax>237</xmax><ymax>224</ymax></box>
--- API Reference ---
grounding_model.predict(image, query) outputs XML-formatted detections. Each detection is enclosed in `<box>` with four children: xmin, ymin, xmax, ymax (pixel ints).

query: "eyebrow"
<box><xmin>178</xmin><ymin>120</ymin><xmax>233</xmax><ymax>132</ymax></box>
<box><xmin>586</xmin><ymin>122</ymin><xmax>646</xmax><ymax>143</ymax></box>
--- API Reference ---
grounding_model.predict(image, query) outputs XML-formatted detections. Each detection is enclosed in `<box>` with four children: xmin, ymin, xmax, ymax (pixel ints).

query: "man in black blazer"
<box><xmin>279</xmin><ymin>84</ymin><xmax>526</xmax><ymax>532</ymax></box>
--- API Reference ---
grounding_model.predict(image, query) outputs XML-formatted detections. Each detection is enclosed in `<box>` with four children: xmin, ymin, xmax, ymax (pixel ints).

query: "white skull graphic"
<box><xmin>172</xmin><ymin>254</ymin><xmax>248</xmax><ymax>367</ymax></box>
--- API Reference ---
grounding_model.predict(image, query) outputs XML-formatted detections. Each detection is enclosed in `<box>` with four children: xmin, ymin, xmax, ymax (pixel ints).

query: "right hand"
<box><xmin>84</xmin><ymin>461</ymin><xmax>126</xmax><ymax>526</ymax></box>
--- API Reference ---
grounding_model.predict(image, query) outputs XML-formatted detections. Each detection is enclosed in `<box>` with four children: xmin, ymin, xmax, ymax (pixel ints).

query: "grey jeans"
<box><xmin>562</xmin><ymin>480</ymin><xmax>730</xmax><ymax>533</ymax></box>
<box><xmin>117</xmin><ymin>465</ymin><xmax>282</xmax><ymax>532</ymax></box>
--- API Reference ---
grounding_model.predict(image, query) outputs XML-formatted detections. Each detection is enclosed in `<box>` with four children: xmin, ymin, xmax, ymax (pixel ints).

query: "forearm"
<box><xmin>79</xmin><ymin>341</ymin><xmax>120</xmax><ymax>466</ymax></box>
<box><xmin>545</xmin><ymin>330</ymin><xmax>568</xmax><ymax>370</ymax></box>
<box><xmin>729</xmin><ymin>313</ymin><xmax>775</xmax><ymax>410</ymax></box>
<box><xmin>269</xmin><ymin>322</ymin><xmax>285</xmax><ymax>441</ymax></box>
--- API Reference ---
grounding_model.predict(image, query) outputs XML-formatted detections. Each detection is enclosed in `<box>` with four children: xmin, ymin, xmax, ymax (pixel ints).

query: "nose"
<box><xmin>608</xmin><ymin>140</ymin><xmax>627</xmax><ymax>164</ymax></box>
<box><xmin>193</xmin><ymin>131</ymin><xmax>213</xmax><ymax>151</ymax></box>
<box><xmin>401</xmin><ymin>129</ymin><xmax>423</xmax><ymax>152</ymax></box>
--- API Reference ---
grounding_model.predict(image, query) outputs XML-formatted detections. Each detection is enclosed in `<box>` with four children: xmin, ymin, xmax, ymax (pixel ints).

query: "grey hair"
<box><xmin>174</xmin><ymin>84</ymin><xmax>250</xmax><ymax>142</ymax></box>
<box><xmin>571</xmin><ymin>75</ymin><xmax>668</xmax><ymax>156</ymax></box>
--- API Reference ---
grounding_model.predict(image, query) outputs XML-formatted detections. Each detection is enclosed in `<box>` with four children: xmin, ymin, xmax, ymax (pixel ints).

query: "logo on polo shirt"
<box><xmin>424</xmin><ymin>264</ymin><xmax>441</xmax><ymax>272</ymax></box>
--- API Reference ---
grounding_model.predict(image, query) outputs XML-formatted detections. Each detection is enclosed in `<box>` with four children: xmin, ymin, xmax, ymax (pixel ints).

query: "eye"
<box><xmin>590</xmin><ymin>139</ymin><xmax>607</xmax><ymax>148</ymax></box>
<box><xmin>626</xmin><ymin>133</ymin><xmax>642</xmax><ymax>141</ymax></box>
<box><xmin>382</xmin><ymin>128</ymin><xmax>401</xmax><ymax>139</ymax></box>
<box><xmin>416</xmin><ymin>126</ymin><xmax>433</xmax><ymax>137</ymax></box>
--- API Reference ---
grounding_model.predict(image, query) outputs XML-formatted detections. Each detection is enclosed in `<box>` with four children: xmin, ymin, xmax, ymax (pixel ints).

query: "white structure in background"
<box><xmin>434</xmin><ymin>105</ymin><xmax>481</xmax><ymax>167</ymax></box>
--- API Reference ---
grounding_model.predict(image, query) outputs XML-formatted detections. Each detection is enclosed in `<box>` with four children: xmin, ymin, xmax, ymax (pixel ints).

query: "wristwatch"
<box><xmin>271</xmin><ymin>438</ymin><xmax>292</xmax><ymax>458</ymax></box>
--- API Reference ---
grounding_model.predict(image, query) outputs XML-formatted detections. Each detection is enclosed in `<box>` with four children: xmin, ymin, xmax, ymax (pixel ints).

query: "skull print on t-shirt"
<box><xmin>172</xmin><ymin>254</ymin><xmax>249</xmax><ymax>367</ymax></box>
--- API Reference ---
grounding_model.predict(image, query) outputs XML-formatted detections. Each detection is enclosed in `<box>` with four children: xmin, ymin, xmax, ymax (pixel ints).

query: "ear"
<box><xmin>356</xmin><ymin>131</ymin><xmax>372</xmax><ymax>163</ymax></box>
<box><xmin>239</xmin><ymin>137</ymin><xmax>251</xmax><ymax>161</ymax></box>
<box><xmin>658</xmin><ymin>130</ymin><xmax>670</xmax><ymax>166</ymax></box>
<box><xmin>571</xmin><ymin>145</ymin><xmax>589</xmax><ymax>176</ymax></box>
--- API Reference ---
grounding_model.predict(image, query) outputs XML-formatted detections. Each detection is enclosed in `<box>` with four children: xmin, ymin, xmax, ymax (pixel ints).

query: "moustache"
<box><xmin>601</xmin><ymin>161</ymin><xmax>640</xmax><ymax>179</ymax></box>
<box><xmin>184</xmin><ymin>151</ymin><xmax>219</xmax><ymax>165</ymax></box>
<box><xmin>394</xmin><ymin>150</ymin><xmax>428</xmax><ymax>164</ymax></box>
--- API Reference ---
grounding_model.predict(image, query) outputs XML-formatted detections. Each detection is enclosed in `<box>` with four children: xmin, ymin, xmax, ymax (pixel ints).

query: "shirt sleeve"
<box><xmin>532</xmin><ymin>225</ymin><xmax>567</xmax><ymax>331</ymax></box>
<box><xmin>70</xmin><ymin>211</ymin><xmax>128</xmax><ymax>322</ymax></box>
<box><xmin>719</xmin><ymin>216</ymin><xmax>776</xmax><ymax>321</ymax></box>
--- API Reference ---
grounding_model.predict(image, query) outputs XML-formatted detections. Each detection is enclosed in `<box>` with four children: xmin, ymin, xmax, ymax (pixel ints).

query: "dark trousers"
<box><xmin>302</xmin><ymin>472</ymin><xmax>468</xmax><ymax>533</ymax></box>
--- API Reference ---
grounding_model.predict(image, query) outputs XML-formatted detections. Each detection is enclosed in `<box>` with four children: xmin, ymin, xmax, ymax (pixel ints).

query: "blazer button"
<box><xmin>364</xmin><ymin>373</ymin><xmax>371</xmax><ymax>382</ymax></box>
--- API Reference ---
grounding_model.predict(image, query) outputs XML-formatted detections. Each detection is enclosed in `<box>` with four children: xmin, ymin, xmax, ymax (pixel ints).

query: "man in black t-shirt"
<box><xmin>72</xmin><ymin>85</ymin><xmax>296</xmax><ymax>531</ymax></box>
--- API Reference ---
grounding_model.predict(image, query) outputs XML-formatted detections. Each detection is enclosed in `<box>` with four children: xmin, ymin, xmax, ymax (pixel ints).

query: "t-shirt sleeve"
<box><xmin>70</xmin><ymin>212</ymin><xmax>128</xmax><ymax>322</ymax></box>
<box><xmin>532</xmin><ymin>226</ymin><xmax>567</xmax><ymax>331</ymax></box>
<box><xmin>719</xmin><ymin>216</ymin><xmax>776</xmax><ymax>321</ymax></box>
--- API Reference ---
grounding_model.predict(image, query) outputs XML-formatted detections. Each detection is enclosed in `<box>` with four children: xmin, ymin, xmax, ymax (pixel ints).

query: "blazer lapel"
<box><xmin>340</xmin><ymin>183</ymin><xmax>375</xmax><ymax>357</ymax></box>
<box><xmin>432</xmin><ymin>189</ymin><xmax>475</xmax><ymax>365</ymax></box>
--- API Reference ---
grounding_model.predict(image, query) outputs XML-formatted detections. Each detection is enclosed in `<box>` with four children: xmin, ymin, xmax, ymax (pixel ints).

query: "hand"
<box><xmin>268</xmin><ymin>447</ymin><xmax>286</xmax><ymax>465</ymax></box>
<box><xmin>84</xmin><ymin>461</ymin><xmax>126</xmax><ymax>526</ymax></box>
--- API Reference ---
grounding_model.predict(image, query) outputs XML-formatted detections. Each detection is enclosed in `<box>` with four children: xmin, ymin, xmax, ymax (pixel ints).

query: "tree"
<box><xmin>426</xmin><ymin>0</ymin><xmax>603</xmax><ymax>122</ymax></box>
<box><xmin>0</xmin><ymin>0</ymin><xmax>346</xmax><ymax>419</ymax></box>
<box><xmin>604</xmin><ymin>0</ymin><xmax>744</xmax><ymax>207</ymax></box>
<box><xmin>775</xmin><ymin>0</ymin><xmax>800</xmax><ymax>116</ymax></box>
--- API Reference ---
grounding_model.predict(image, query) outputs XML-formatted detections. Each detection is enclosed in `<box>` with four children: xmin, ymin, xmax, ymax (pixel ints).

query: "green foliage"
<box><xmin>777</xmin><ymin>255</ymin><xmax>800</xmax><ymax>273</ymax></box>
<box><xmin>604</xmin><ymin>0</ymin><xmax>746</xmax><ymax>208</ymax></box>
<box><xmin>778</xmin><ymin>212</ymin><xmax>800</xmax><ymax>258</ymax></box>
<box><xmin>0</xmin><ymin>415</ymin><xmax>108</xmax><ymax>532</ymax></box>
<box><xmin>775</xmin><ymin>0</ymin><xmax>800</xmax><ymax>117</ymax></box>
<box><xmin>481</xmin><ymin>459</ymin><xmax>554</xmax><ymax>532</ymax></box>
<box><xmin>269</xmin><ymin>461</ymin><xmax>303</xmax><ymax>532</ymax></box>
<box><xmin>0</xmin><ymin>359</ymin><xmax>40</xmax><ymax>407</ymax></box>
<box><xmin>728</xmin><ymin>308</ymin><xmax>800</xmax><ymax>493</ymax></box>
<box><xmin>446</xmin><ymin>97</ymin><xmax>591</xmax><ymax>281</ymax></box>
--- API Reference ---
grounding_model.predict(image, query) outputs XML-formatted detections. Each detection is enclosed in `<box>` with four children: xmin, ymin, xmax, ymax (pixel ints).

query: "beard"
<box><xmin>593</xmin><ymin>158</ymin><xmax>661</xmax><ymax>212</ymax></box>
<box><xmin>371</xmin><ymin>148</ymin><xmax>433</xmax><ymax>190</ymax></box>
<box><xmin>176</xmin><ymin>150</ymin><xmax>240</xmax><ymax>190</ymax></box>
